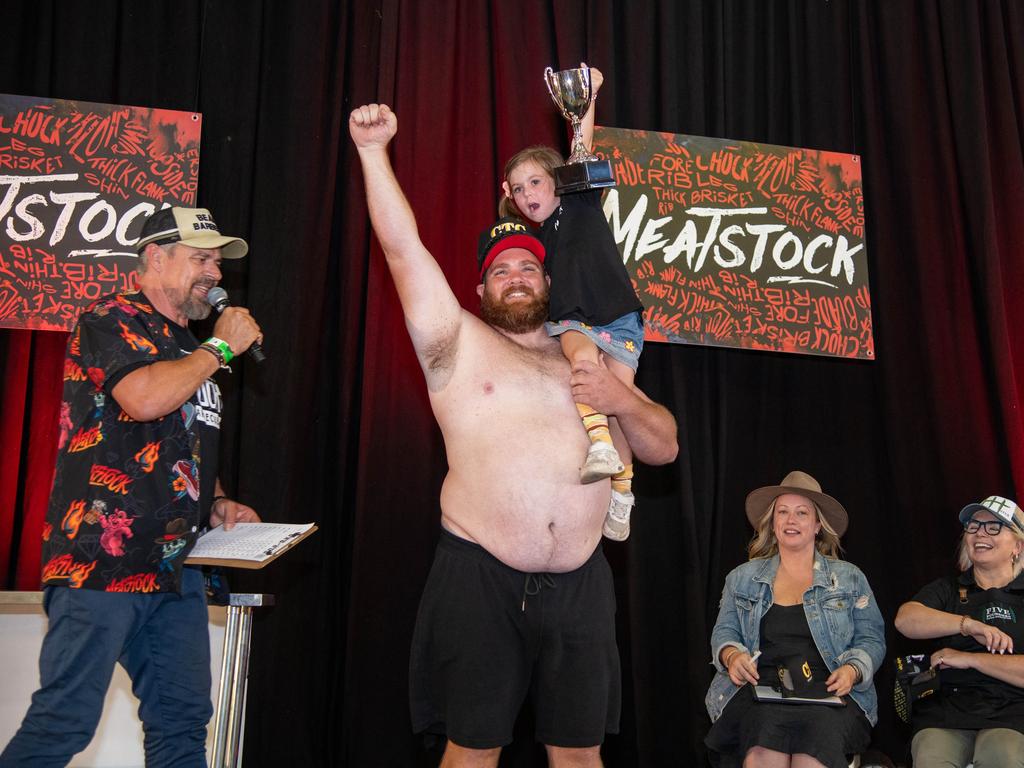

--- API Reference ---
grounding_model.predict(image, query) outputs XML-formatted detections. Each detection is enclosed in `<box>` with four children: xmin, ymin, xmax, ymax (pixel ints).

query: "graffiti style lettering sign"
<box><xmin>0</xmin><ymin>94</ymin><xmax>202</xmax><ymax>331</ymax></box>
<box><xmin>593</xmin><ymin>127</ymin><xmax>874</xmax><ymax>359</ymax></box>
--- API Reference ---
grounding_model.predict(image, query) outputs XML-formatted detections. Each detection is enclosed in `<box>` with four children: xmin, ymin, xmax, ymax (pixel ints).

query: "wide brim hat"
<box><xmin>958</xmin><ymin>495</ymin><xmax>1024</xmax><ymax>534</ymax></box>
<box><xmin>476</xmin><ymin>217</ymin><xmax>545</xmax><ymax>279</ymax></box>
<box><xmin>135</xmin><ymin>206</ymin><xmax>248</xmax><ymax>259</ymax></box>
<box><xmin>745</xmin><ymin>470</ymin><xmax>849</xmax><ymax>537</ymax></box>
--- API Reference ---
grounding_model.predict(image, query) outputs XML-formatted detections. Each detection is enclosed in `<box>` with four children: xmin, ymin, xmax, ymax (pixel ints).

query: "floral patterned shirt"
<box><xmin>40</xmin><ymin>291</ymin><xmax>221</xmax><ymax>593</ymax></box>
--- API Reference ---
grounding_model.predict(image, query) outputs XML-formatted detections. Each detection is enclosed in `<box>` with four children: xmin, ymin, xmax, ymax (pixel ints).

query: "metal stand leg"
<box><xmin>210</xmin><ymin>594</ymin><xmax>273</xmax><ymax>768</ymax></box>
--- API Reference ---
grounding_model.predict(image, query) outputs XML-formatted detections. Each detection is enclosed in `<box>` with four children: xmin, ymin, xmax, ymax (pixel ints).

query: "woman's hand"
<box><xmin>724</xmin><ymin>650</ymin><xmax>760</xmax><ymax>686</ymax></box>
<box><xmin>964</xmin><ymin>616</ymin><xmax>1014</xmax><ymax>654</ymax></box>
<box><xmin>826</xmin><ymin>664</ymin><xmax>859</xmax><ymax>697</ymax></box>
<box><xmin>931</xmin><ymin>648</ymin><xmax>973</xmax><ymax>670</ymax></box>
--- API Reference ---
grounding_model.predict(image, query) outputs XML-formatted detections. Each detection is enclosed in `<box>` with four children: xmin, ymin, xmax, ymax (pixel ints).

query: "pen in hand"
<box><xmin>746</xmin><ymin>651</ymin><xmax>762</xmax><ymax>684</ymax></box>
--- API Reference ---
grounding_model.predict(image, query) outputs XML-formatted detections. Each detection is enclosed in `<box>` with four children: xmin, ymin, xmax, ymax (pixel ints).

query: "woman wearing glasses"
<box><xmin>895</xmin><ymin>496</ymin><xmax>1024</xmax><ymax>768</ymax></box>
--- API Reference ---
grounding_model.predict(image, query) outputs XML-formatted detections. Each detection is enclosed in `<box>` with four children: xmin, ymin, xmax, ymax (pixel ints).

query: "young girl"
<box><xmin>499</xmin><ymin>67</ymin><xmax>645</xmax><ymax>540</ymax></box>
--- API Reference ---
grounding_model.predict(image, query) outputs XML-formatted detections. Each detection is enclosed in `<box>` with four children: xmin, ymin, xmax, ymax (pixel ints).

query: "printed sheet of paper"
<box><xmin>185</xmin><ymin>522</ymin><xmax>317</xmax><ymax>568</ymax></box>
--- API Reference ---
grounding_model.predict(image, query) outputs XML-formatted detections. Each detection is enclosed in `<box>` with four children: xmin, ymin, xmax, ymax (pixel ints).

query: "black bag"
<box><xmin>893</xmin><ymin>654</ymin><xmax>939</xmax><ymax>723</ymax></box>
<box><xmin>777</xmin><ymin>656</ymin><xmax>831</xmax><ymax>699</ymax></box>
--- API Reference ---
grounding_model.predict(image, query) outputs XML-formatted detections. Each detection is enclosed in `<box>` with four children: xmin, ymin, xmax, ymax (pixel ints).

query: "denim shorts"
<box><xmin>546</xmin><ymin>310</ymin><xmax>644</xmax><ymax>371</ymax></box>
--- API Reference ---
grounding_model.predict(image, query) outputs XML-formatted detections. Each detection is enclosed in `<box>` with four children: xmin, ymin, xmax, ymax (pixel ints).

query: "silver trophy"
<box><xmin>543</xmin><ymin>64</ymin><xmax>616</xmax><ymax>194</ymax></box>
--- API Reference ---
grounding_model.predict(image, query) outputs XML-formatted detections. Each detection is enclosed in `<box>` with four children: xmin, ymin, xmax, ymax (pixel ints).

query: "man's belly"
<box><xmin>433</xmin><ymin>360</ymin><xmax>614</xmax><ymax>572</ymax></box>
<box><xmin>440</xmin><ymin>474</ymin><xmax>609</xmax><ymax>573</ymax></box>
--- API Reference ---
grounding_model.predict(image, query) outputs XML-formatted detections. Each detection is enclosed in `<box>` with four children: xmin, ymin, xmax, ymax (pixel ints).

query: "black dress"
<box><xmin>705</xmin><ymin>603</ymin><xmax>871</xmax><ymax>768</ymax></box>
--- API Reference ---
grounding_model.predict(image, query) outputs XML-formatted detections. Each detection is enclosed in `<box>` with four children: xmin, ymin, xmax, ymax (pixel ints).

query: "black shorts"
<box><xmin>409</xmin><ymin>528</ymin><xmax>621</xmax><ymax>749</ymax></box>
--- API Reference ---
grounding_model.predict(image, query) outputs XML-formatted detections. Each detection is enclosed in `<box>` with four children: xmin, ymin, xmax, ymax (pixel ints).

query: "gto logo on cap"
<box><xmin>490</xmin><ymin>220</ymin><xmax>525</xmax><ymax>239</ymax></box>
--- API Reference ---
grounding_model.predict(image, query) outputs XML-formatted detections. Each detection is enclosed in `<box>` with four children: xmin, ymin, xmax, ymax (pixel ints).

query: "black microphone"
<box><xmin>206</xmin><ymin>286</ymin><xmax>266</xmax><ymax>363</ymax></box>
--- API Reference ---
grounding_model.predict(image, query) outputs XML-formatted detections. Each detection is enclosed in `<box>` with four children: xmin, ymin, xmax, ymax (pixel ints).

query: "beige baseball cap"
<box><xmin>135</xmin><ymin>206</ymin><xmax>248</xmax><ymax>259</ymax></box>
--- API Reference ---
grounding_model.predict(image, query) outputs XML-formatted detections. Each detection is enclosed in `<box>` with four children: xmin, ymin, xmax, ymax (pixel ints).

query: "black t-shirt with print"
<box><xmin>40</xmin><ymin>291</ymin><xmax>221</xmax><ymax>594</ymax></box>
<box><xmin>910</xmin><ymin>570</ymin><xmax>1024</xmax><ymax>733</ymax></box>
<box><xmin>539</xmin><ymin>189</ymin><xmax>643</xmax><ymax>327</ymax></box>
<box><xmin>160</xmin><ymin>319</ymin><xmax>220</xmax><ymax>526</ymax></box>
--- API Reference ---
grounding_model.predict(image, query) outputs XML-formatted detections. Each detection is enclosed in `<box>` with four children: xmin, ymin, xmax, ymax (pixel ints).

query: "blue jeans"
<box><xmin>0</xmin><ymin>567</ymin><xmax>212</xmax><ymax>767</ymax></box>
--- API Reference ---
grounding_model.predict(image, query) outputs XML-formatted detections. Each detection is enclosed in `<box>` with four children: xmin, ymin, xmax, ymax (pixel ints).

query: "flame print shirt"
<box><xmin>41</xmin><ymin>291</ymin><xmax>221</xmax><ymax>594</ymax></box>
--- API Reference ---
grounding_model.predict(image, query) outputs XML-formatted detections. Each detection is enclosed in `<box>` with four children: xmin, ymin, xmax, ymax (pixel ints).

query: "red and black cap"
<box><xmin>476</xmin><ymin>217</ymin><xmax>545</xmax><ymax>280</ymax></box>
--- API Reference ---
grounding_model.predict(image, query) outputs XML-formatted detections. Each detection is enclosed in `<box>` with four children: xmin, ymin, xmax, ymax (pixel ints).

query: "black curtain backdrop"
<box><xmin>2</xmin><ymin>1</ymin><xmax>1024</xmax><ymax>766</ymax></box>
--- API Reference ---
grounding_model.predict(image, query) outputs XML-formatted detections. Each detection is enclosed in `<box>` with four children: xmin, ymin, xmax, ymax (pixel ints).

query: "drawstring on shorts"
<box><xmin>521</xmin><ymin>573</ymin><xmax>556</xmax><ymax>611</ymax></box>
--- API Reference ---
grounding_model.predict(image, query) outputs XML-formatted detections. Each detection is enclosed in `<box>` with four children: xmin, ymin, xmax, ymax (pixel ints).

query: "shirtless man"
<box><xmin>350</xmin><ymin>103</ymin><xmax>678</xmax><ymax>768</ymax></box>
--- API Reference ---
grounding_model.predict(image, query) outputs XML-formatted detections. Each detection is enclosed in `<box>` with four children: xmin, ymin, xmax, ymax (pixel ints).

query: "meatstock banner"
<box><xmin>593</xmin><ymin>127</ymin><xmax>873</xmax><ymax>360</ymax></box>
<box><xmin>0</xmin><ymin>94</ymin><xmax>202</xmax><ymax>332</ymax></box>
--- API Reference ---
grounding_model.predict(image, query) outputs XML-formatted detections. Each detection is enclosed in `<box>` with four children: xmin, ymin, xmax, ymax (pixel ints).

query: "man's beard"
<box><xmin>168</xmin><ymin>283</ymin><xmax>214</xmax><ymax>321</ymax></box>
<box><xmin>182</xmin><ymin>296</ymin><xmax>212</xmax><ymax>321</ymax></box>
<box><xmin>480</xmin><ymin>284</ymin><xmax>549</xmax><ymax>334</ymax></box>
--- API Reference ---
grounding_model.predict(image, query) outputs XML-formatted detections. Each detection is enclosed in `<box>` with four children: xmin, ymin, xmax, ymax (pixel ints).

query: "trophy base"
<box><xmin>554</xmin><ymin>160</ymin><xmax>616</xmax><ymax>195</ymax></box>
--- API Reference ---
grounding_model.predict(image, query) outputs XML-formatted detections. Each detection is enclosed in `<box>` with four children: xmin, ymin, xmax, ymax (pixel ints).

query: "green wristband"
<box><xmin>204</xmin><ymin>337</ymin><xmax>234</xmax><ymax>364</ymax></box>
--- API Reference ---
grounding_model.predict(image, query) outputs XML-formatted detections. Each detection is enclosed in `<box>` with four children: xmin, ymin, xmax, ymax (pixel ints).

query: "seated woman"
<box><xmin>894</xmin><ymin>495</ymin><xmax>1024</xmax><ymax>768</ymax></box>
<box><xmin>705</xmin><ymin>471</ymin><xmax>886</xmax><ymax>768</ymax></box>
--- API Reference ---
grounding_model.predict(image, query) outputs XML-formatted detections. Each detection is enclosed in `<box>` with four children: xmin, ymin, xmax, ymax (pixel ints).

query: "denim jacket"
<box><xmin>705</xmin><ymin>552</ymin><xmax>886</xmax><ymax>725</ymax></box>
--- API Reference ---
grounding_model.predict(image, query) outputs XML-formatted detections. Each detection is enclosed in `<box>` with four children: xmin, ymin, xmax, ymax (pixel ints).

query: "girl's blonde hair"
<box><xmin>747</xmin><ymin>497</ymin><xmax>842</xmax><ymax>560</ymax></box>
<box><xmin>498</xmin><ymin>145</ymin><xmax>564</xmax><ymax>218</ymax></box>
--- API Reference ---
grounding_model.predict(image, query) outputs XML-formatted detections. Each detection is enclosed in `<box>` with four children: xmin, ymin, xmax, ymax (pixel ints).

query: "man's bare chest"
<box><xmin>441</xmin><ymin>340</ymin><xmax>575</xmax><ymax>415</ymax></box>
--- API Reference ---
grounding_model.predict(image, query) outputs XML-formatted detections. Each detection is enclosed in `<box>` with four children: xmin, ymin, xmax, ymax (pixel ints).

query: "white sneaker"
<box><xmin>580</xmin><ymin>442</ymin><xmax>624</xmax><ymax>484</ymax></box>
<box><xmin>603</xmin><ymin>490</ymin><xmax>635</xmax><ymax>541</ymax></box>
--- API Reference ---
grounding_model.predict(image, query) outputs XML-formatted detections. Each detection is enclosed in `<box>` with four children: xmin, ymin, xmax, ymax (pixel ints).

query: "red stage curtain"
<box><xmin>0</xmin><ymin>330</ymin><xmax>64</xmax><ymax>588</ymax></box>
<box><xmin>1</xmin><ymin>2</ymin><xmax>1024</xmax><ymax>765</ymax></box>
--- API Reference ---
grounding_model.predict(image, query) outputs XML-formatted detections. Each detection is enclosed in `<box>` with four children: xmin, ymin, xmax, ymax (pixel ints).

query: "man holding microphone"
<box><xmin>1</xmin><ymin>207</ymin><xmax>262</xmax><ymax>767</ymax></box>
